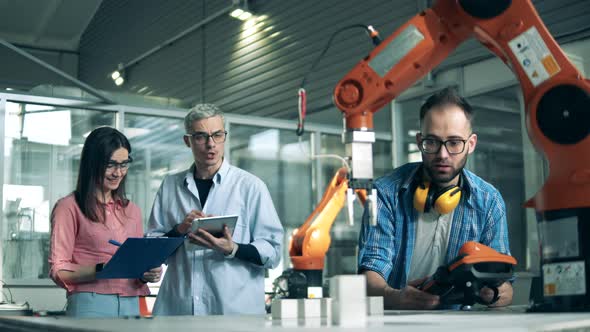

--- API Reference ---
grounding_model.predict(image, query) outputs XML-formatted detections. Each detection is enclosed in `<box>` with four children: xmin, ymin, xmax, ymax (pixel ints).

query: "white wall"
<box><xmin>6</xmin><ymin>286</ymin><xmax>66</xmax><ymax>312</ymax></box>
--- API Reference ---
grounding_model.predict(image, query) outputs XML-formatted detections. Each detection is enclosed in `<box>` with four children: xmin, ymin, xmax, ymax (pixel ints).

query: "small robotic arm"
<box><xmin>287</xmin><ymin>168</ymin><xmax>367</xmax><ymax>298</ymax></box>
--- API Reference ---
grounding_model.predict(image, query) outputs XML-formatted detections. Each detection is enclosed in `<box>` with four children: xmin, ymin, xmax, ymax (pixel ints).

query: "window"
<box><xmin>227</xmin><ymin>124</ymin><xmax>314</xmax><ymax>286</ymax></box>
<box><xmin>0</xmin><ymin>97</ymin><xmax>394</xmax><ymax>286</ymax></box>
<box><xmin>228</xmin><ymin>125</ymin><xmax>314</xmax><ymax>229</ymax></box>
<box><xmin>122</xmin><ymin>114</ymin><xmax>193</xmax><ymax>224</ymax></box>
<box><xmin>2</xmin><ymin>102</ymin><xmax>115</xmax><ymax>280</ymax></box>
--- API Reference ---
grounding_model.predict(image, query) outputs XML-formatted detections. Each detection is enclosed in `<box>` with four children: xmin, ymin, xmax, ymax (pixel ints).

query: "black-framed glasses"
<box><xmin>419</xmin><ymin>137</ymin><xmax>469</xmax><ymax>155</ymax></box>
<box><xmin>185</xmin><ymin>130</ymin><xmax>227</xmax><ymax>144</ymax></box>
<box><xmin>106</xmin><ymin>157</ymin><xmax>132</xmax><ymax>172</ymax></box>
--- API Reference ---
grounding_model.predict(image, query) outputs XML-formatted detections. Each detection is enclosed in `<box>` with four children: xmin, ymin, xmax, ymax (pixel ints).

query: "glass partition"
<box><xmin>0</xmin><ymin>95</ymin><xmax>393</xmax><ymax>286</ymax></box>
<box><xmin>2</xmin><ymin>101</ymin><xmax>115</xmax><ymax>280</ymax></box>
<box><xmin>123</xmin><ymin>114</ymin><xmax>193</xmax><ymax>224</ymax></box>
<box><xmin>227</xmin><ymin>124</ymin><xmax>314</xmax><ymax>285</ymax></box>
<box><xmin>468</xmin><ymin>88</ymin><xmax>528</xmax><ymax>271</ymax></box>
<box><xmin>228</xmin><ymin>124</ymin><xmax>314</xmax><ymax>229</ymax></box>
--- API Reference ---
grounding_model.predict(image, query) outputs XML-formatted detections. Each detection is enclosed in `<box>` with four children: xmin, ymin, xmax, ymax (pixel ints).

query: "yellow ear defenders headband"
<box><xmin>413</xmin><ymin>182</ymin><xmax>462</xmax><ymax>215</ymax></box>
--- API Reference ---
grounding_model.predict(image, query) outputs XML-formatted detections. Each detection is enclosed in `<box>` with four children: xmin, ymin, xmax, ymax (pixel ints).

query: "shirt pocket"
<box><xmin>78</xmin><ymin>222</ymin><xmax>110</xmax><ymax>259</ymax></box>
<box><xmin>231</xmin><ymin>221</ymin><xmax>249</xmax><ymax>244</ymax></box>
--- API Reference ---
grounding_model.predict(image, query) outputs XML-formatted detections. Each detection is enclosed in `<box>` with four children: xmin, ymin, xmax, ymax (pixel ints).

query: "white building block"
<box><xmin>329</xmin><ymin>275</ymin><xmax>366</xmax><ymax>301</ymax></box>
<box><xmin>271</xmin><ymin>298</ymin><xmax>298</xmax><ymax>319</ymax></box>
<box><xmin>297</xmin><ymin>298</ymin><xmax>322</xmax><ymax>318</ymax></box>
<box><xmin>320</xmin><ymin>297</ymin><xmax>332</xmax><ymax>319</ymax></box>
<box><xmin>307</xmin><ymin>286</ymin><xmax>323</xmax><ymax>298</ymax></box>
<box><xmin>366</xmin><ymin>296</ymin><xmax>384</xmax><ymax>316</ymax></box>
<box><xmin>331</xmin><ymin>299</ymin><xmax>367</xmax><ymax>327</ymax></box>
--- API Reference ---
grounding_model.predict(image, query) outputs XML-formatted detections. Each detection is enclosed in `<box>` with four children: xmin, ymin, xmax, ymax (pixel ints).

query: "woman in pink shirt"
<box><xmin>49</xmin><ymin>127</ymin><xmax>162</xmax><ymax>318</ymax></box>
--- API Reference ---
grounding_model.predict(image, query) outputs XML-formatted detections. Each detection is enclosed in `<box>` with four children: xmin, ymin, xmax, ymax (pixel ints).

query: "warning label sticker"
<box><xmin>543</xmin><ymin>261</ymin><xmax>586</xmax><ymax>297</ymax></box>
<box><xmin>508</xmin><ymin>26</ymin><xmax>561</xmax><ymax>87</ymax></box>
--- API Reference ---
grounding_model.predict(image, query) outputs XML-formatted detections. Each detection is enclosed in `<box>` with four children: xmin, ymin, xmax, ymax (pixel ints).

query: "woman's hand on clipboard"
<box><xmin>140</xmin><ymin>266</ymin><xmax>163</xmax><ymax>283</ymax></box>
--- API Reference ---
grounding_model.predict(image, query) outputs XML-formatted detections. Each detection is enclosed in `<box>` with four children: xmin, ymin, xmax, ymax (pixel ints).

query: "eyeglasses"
<box><xmin>106</xmin><ymin>158</ymin><xmax>132</xmax><ymax>172</ymax></box>
<box><xmin>419</xmin><ymin>136</ymin><xmax>470</xmax><ymax>155</ymax></box>
<box><xmin>185</xmin><ymin>130</ymin><xmax>227</xmax><ymax>144</ymax></box>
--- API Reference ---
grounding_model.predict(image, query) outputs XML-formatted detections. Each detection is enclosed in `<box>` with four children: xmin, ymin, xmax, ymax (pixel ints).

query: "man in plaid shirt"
<box><xmin>358</xmin><ymin>87</ymin><xmax>513</xmax><ymax>309</ymax></box>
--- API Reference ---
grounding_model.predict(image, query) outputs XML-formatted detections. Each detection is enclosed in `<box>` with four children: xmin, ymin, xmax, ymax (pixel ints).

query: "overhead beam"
<box><xmin>120</xmin><ymin>3</ymin><xmax>236</xmax><ymax>72</ymax></box>
<box><xmin>0</xmin><ymin>39</ymin><xmax>116</xmax><ymax>104</ymax></box>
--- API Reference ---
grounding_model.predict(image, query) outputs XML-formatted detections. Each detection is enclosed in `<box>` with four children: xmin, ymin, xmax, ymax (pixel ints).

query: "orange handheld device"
<box><xmin>418</xmin><ymin>242</ymin><xmax>517</xmax><ymax>307</ymax></box>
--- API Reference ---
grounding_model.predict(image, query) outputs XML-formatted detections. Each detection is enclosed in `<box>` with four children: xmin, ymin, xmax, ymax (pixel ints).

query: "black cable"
<box><xmin>0</xmin><ymin>280</ymin><xmax>14</xmax><ymax>303</ymax></box>
<box><xmin>297</xmin><ymin>24</ymin><xmax>381</xmax><ymax>136</ymax></box>
<box><xmin>300</xmin><ymin>24</ymin><xmax>371</xmax><ymax>89</ymax></box>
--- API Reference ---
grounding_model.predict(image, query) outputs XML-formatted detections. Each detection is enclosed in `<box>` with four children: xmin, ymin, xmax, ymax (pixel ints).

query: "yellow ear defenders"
<box><xmin>413</xmin><ymin>182</ymin><xmax>462</xmax><ymax>215</ymax></box>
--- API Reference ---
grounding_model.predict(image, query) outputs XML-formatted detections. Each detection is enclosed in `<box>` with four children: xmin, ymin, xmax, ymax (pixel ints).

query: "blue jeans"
<box><xmin>66</xmin><ymin>292</ymin><xmax>140</xmax><ymax>318</ymax></box>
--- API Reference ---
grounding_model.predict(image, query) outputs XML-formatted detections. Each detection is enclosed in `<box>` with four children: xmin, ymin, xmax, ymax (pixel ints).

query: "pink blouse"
<box><xmin>49</xmin><ymin>194</ymin><xmax>149</xmax><ymax>297</ymax></box>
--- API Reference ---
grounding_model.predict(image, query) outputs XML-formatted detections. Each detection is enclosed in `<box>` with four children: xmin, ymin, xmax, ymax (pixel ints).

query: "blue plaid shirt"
<box><xmin>358</xmin><ymin>162</ymin><xmax>510</xmax><ymax>289</ymax></box>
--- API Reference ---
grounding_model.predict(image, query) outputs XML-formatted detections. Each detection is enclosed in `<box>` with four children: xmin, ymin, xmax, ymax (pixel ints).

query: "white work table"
<box><xmin>1</xmin><ymin>308</ymin><xmax>589</xmax><ymax>332</ymax></box>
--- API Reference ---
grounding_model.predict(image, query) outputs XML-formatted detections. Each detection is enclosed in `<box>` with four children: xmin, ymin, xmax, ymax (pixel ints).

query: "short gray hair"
<box><xmin>184</xmin><ymin>103</ymin><xmax>225</xmax><ymax>133</ymax></box>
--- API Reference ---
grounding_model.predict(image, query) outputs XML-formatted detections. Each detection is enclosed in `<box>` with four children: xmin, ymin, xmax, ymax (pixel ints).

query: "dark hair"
<box><xmin>419</xmin><ymin>87</ymin><xmax>474</xmax><ymax>127</ymax></box>
<box><xmin>74</xmin><ymin>126</ymin><xmax>131</xmax><ymax>223</ymax></box>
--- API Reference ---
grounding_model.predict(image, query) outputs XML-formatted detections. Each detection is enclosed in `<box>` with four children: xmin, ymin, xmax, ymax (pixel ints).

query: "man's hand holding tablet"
<box><xmin>187</xmin><ymin>215</ymin><xmax>239</xmax><ymax>255</ymax></box>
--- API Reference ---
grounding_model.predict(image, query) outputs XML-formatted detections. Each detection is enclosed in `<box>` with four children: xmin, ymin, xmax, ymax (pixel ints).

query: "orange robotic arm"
<box><xmin>334</xmin><ymin>0</ymin><xmax>590</xmax><ymax>212</ymax></box>
<box><xmin>285</xmin><ymin>0</ymin><xmax>589</xmax><ymax>303</ymax></box>
<box><xmin>289</xmin><ymin>168</ymin><xmax>366</xmax><ymax>271</ymax></box>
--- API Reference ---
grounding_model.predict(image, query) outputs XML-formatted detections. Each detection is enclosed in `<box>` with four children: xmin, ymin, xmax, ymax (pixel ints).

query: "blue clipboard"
<box><xmin>96</xmin><ymin>237</ymin><xmax>184</xmax><ymax>279</ymax></box>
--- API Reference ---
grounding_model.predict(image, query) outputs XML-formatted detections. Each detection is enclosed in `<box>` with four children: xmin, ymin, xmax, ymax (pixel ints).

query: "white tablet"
<box><xmin>191</xmin><ymin>215</ymin><xmax>239</xmax><ymax>238</ymax></box>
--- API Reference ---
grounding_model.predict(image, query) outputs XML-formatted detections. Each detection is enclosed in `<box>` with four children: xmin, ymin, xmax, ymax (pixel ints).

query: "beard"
<box><xmin>423</xmin><ymin>151</ymin><xmax>469</xmax><ymax>186</ymax></box>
